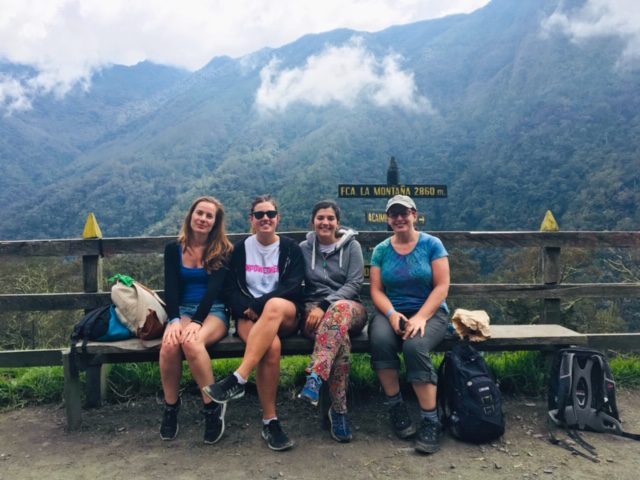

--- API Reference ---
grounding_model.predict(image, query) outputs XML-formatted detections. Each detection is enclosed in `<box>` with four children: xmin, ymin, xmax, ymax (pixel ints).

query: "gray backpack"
<box><xmin>547</xmin><ymin>347</ymin><xmax>640</xmax><ymax>461</ymax></box>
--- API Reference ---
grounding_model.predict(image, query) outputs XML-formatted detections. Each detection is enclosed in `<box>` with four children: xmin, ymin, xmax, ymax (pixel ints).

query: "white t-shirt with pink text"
<box><xmin>244</xmin><ymin>235</ymin><xmax>280</xmax><ymax>297</ymax></box>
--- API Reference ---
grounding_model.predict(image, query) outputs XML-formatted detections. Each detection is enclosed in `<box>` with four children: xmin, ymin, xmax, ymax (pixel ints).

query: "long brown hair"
<box><xmin>178</xmin><ymin>196</ymin><xmax>233</xmax><ymax>271</ymax></box>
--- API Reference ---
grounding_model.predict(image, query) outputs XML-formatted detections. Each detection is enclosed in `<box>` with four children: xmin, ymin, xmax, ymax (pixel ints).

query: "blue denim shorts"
<box><xmin>179</xmin><ymin>302</ymin><xmax>229</xmax><ymax>329</ymax></box>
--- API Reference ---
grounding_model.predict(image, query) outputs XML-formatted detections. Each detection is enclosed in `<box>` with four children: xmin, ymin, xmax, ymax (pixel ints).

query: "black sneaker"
<box><xmin>202</xmin><ymin>375</ymin><xmax>245</xmax><ymax>404</ymax></box>
<box><xmin>203</xmin><ymin>403</ymin><xmax>227</xmax><ymax>444</ymax></box>
<box><xmin>388</xmin><ymin>401</ymin><xmax>416</xmax><ymax>439</ymax></box>
<box><xmin>261</xmin><ymin>419</ymin><xmax>295</xmax><ymax>451</ymax></box>
<box><xmin>415</xmin><ymin>418</ymin><xmax>442</xmax><ymax>454</ymax></box>
<box><xmin>160</xmin><ymin>399</ymin><xmax>180</xmax><ymax>441</ymax></box>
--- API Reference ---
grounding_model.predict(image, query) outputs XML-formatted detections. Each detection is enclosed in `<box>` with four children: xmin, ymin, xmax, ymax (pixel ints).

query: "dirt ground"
<box><xmin>1</xmin><ymin>388</ymin><xmax>639</xmax><ymax>480</ymax></box>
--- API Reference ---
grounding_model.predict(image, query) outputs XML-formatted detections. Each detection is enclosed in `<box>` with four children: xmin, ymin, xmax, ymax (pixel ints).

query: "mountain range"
<box><xmin>1</xmin><ymin>0</ymin><xmax>638</xmax><ymax>239</ymax></box>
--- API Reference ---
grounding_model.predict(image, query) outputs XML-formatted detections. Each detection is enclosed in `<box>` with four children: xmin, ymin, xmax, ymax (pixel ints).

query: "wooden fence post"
<box><xmin>82</xmin><ymin>213</ymin><xmax>107</xmax><ymax>408</ymax></box>
<box><xmin>540</xmin><ymin>211</ymin><xmax>561</xmax><ymax>324</ymax></box>
<box><xmin>62</xmin><ymin>350</ymin><xmax>83</xmax><ymax>430</ymax></box>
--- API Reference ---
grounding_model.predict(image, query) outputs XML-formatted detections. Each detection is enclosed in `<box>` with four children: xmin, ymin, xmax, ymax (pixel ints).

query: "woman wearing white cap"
<box><xmin>369</xmin><ymin>194</ymin><xmax>450</xmax><ymax>454</ymax></box>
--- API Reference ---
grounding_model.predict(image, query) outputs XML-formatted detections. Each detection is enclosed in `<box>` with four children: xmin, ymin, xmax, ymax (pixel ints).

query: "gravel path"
<box><xmin>1</xmin><ymin>389</ymin><xmax>639</xmax><ymax>479</ymax></box>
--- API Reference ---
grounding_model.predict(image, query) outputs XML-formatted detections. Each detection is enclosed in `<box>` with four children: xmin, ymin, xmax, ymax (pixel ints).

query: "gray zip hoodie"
<box><xmin>299</xmin><ymin>227</ymin><xmax>364</xmax><ymax>311</ymax></box>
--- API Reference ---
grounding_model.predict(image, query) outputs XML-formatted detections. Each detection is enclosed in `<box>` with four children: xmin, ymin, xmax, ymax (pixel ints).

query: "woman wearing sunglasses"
<box><xmin>297</xmin><ymin>200</ymin><xmax>367</xmax><ymax>443</ymax></box>
<box><xmin>159</xmin><ymin>196</ymin><xmax>233</xmax><ymax>444</ymax></box>
<box><xmin>369</xmin><ymin>195</ymin><xmax>450</xmax><ymax>454</ymax></box>
<box><xmin>203</xmin><ymin>194</ymin><xmax>304</xmax><ymax>451</ymax></box>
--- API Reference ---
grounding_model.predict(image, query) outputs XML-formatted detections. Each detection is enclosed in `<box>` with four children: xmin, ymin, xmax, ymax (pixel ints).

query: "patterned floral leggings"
<box><xmin>303</xmin><ymin>300</ymin><xmax>367</xmax><ymax>413</ymax></box>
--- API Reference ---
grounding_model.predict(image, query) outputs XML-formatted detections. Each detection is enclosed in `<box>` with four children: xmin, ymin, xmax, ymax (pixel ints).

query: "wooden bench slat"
<box><xmin>0</xmin><ymin>349</ymin><xmax>62</xmax><ymax>367</ymax></box>
<box><xmin>68</xmin><ymin>324</ymin><xmax>586</xmax><ymax>357</ymax></box>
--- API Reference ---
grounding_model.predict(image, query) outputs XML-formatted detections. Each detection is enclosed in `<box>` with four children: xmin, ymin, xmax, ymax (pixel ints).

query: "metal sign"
<box><xmin>365</xmin><ymin>211</ymin><xmax>426</xmax><ymax>225</ymax></box>
<box><xmin>338</xmin><ymin>184</ymin><xmax>447</xmax><ymax>198</ymax></box>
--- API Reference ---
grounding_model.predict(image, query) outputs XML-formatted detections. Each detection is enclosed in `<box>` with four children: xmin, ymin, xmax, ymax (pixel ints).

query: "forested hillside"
<box><xmin>0</xmin><ymin>0</ymin><xmax>637</xmax><ymax>239</ymax></box>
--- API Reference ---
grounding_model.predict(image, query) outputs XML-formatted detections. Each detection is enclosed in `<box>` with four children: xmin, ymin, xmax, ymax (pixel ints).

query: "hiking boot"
<box><xmin>414</xmin><ymin>418</ymin><xmax>442</xmax><ymax>454</ymax></box>
<box><xmin>388</xmin><ymin>401</ymin><xmax>416</xmax><ymax>439</ymax></box>
<box><xmin>328</xmin><ymin>407</ymin><xmax>353</xmax><ymax>443</ymax></box>
<box><xmin>298</xmin><ymin>373</ymin><xmax>322</xmax><ymax>406</ymax></box>
<box><xmin>261</xmin><ymin>419</ymin><xmax>295</xmax><ymax>451</ymax></box>
<box><xmin>203</xmin><ymin>403</ymin><xmax>227</xmax><ymax>444</ymax></box>
<box><xmin>160</xmin><ymin>399</ymin><xmax>180</xmax><ymax>441</ymax></box>
<box><xmin>202</xmin><ymin>375</ymin><xmax>245</xmax><ymax>404</ymax></box>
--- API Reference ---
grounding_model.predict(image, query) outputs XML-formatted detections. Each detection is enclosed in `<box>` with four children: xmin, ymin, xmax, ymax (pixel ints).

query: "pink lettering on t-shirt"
<box><xmin>246</xmin><ymin>264</ymin><xmax>279</xmax><ymax>274</ymax></box>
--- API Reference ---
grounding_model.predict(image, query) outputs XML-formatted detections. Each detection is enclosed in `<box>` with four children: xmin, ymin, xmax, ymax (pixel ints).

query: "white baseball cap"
<box><xmin>385</xmin><ymin>195</ymin><xmax>416</xmax><ymax>212</ymax></box>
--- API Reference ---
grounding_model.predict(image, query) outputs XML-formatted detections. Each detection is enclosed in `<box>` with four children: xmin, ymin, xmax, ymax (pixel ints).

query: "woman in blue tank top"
<box><xmin>159</xmin><ymin>196</ymin><xmax>233</xmax><ymax>445</ymax></box>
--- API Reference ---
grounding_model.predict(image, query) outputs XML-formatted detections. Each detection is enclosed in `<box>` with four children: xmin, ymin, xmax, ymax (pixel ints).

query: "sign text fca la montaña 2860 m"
<box><xmin>338</xmin><ymin>184</ymin><xmax>447</xmax><ymax>198</ymax></box>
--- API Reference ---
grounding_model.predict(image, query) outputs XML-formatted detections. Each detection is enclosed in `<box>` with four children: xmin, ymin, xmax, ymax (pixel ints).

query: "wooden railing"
<box><xmin>1</xmin><ymin>231</ymin><xmax>640</xmax><ymax>367</ymax></box>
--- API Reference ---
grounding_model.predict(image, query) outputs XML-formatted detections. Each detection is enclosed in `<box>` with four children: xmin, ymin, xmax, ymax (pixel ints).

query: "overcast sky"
<box><xmin>0</xmin><ymin>0</ymin><xmax>638</xmax><ymax>113</ymax></box>
<box><xmin>0</xmin><ymin>1</ymin><xmax>488</xmax><ymax>72</ymax></box>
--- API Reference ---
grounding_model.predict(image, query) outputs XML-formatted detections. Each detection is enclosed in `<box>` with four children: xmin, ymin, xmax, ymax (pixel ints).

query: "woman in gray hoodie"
<box><xmin>298</xmin><ymin>200</ymin><xmax>367</xmax><ymax>443</ymax></box>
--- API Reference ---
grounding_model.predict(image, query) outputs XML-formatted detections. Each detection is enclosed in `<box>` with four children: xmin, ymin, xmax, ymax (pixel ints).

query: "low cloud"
<box><xmin>543</xmin><ymin>0</ymin><xmax>640</xmax><ymax>67</ymax></box>
<box><xmin>0</xmin><ymin>66</ymin><xmax>92</xmax><ymax>114</ymax></box>
<box><xmin>0</xmin><ymin>76</ymin><xmax>32</xmax><ymax>113</ymax></box>
<box><xmin>255</xmin><ymin>38</ymin><xmax>433</xmax><ymax>113</ymax></box>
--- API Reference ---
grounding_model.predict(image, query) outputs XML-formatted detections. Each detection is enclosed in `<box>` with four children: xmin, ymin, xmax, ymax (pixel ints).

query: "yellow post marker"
<box><xmin>82</xmin><ymin>213</ymin><xmax>103</xmax><ymax>239</ymax></box>
<box><xmin>540</xmin><ymin>210</ymin><xmax>561</xmax><ymax>323</ymax></box>
<box><xmin>540</xmin><ymin>210</ymin><xmax>559</xmax><ymax>232</ymax></box>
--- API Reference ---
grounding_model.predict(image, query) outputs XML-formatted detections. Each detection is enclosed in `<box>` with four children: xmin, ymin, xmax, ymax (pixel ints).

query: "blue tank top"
<box><xmin>179</xmin><ymin>248</ymin><xmax>208</xmax><ymax>304</ymax></box>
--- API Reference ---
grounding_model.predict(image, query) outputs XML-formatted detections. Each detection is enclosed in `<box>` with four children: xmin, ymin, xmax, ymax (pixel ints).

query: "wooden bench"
<box><xmin>62</xmin><ymin>324</ymin><xmax>586</xmax><ymax>430</ymax></box>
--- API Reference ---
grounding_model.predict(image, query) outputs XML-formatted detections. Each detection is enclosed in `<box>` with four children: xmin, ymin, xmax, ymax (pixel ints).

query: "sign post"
<box><xmin>337</xmin><ymin>156</ymin><xmax>447</xmax><ymax>229</ymax></box>
<box><xmin>365</xmin><ymin>211</ymin><xmax>426</xmax><ymax>225</ymax></box>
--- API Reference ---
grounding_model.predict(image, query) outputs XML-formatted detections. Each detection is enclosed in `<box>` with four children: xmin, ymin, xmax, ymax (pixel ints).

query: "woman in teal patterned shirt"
<box><xmin>369</xmin><ymin>195</ymin><xmax>450</xmax><ymax>455</ymax></box>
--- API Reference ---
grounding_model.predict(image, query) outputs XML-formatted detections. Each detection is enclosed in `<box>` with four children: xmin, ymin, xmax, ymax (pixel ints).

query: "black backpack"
<box><xmin>70</xmin><ymin>305</ymin><xmax>112</xmax><ymax>353</ymax></box>
<box><xmin>437</xmin><ymin>341</ymin><xmax>505</xmax><ymax>443</ymax></box>
<box><xmin>548</xmin><ymin>346</ymin><xmax>640</xmax><ymax>460</ymax></box>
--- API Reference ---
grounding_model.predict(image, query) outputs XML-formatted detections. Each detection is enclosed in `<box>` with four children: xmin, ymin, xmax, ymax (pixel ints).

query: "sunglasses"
<box><xmin>251</xmin><ymin>210</ymin><xmax>278</xmax><ymax>219</ymax></box>
<box><xmin>387</xmin><ymin>208</ymin><xmax>415</xmax><ymax>219</ymax></box>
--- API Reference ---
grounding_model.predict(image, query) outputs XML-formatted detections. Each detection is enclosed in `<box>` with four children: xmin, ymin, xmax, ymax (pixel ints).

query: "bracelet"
<box><xmin>385</xmin><ymin>308</ymin><xmax>396</xmax><ymax>319</ymax></box>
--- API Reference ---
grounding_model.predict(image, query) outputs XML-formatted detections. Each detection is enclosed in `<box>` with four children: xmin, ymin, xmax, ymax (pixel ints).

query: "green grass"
<box><xmin>2</xmin><ymin>352</ymin><xmax>640</xmax><ymax>409</ymax></box>
<box><xmin>0</xmin><ymin>367</ymin><xmax>65</xmax><ymax>409</ymax></box>
<box><xmin>484</xmin><ymin>351</ymin><xmax>547</xmax><ymax>395</ymax></box>
<box><xmin>610</xmin><ymin>355</ymin><xmax>640</xmax><ymax>388</ymax></box>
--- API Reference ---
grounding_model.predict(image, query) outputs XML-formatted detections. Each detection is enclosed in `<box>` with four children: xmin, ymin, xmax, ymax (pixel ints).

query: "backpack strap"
<box><xmin>567</xmin><ymin>429</ymin><xmax>596</xmax><ymax>455</ymax></box>
<box><xmin>547</xmin><ymin>416</ymin><xmax>600</xmax><ymax>463</ymax></box>
<box><xmin>550</xmin><ymin>350</ymin><xmax>575</xmax><ymax>426</ymax></box>
<box><xmin>81</xmin><ymin>336</ymin><xmax>89</xmax><ymax>354</ymax></box>
<box><xmin>436</xmin><ymin>354</ymin><xmax>448</xmax><ymax>425</ymax></box>
<box><xmin>591</xmin><ymin>354</ymin><xmax>611</xmax><ymax>413</ymax></box>
<box><xmin>68</xmin><ymin>338</ymin><xmax>79</xmax><ymax>377</ymax></box>
<box><xmin>619</xmin><ymin>430</ymin><xmax>640</xmax><ymax>441</ymax></box>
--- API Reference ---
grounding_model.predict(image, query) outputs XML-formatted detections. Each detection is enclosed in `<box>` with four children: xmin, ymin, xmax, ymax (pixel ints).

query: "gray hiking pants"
<box><xmin>369</xmin><ymin>308</ymin><xmax>449</xmax><ymax>384</ymax></box>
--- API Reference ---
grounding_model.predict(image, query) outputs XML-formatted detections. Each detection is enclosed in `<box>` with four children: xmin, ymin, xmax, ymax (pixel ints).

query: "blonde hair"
<box><xmin>178</xmin><ymin>196</ymin><xmax>233</xmax><ymax>271</ymax></box>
